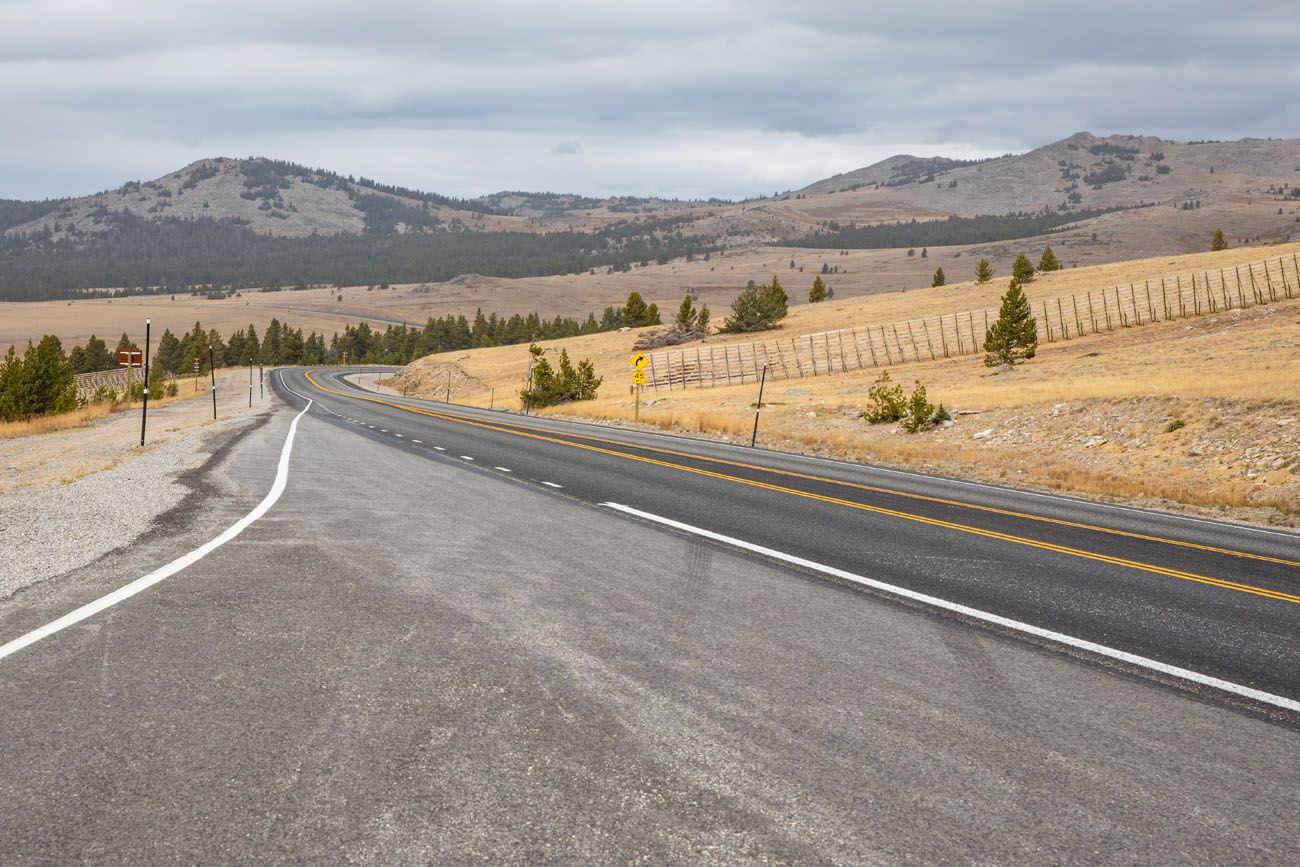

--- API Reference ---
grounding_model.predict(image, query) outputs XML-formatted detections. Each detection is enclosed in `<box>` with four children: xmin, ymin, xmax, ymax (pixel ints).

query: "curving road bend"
<box><xmin>0</xmin><ymin>366</ymin><xmax>1295</xmax><ymax>863</ymax></box>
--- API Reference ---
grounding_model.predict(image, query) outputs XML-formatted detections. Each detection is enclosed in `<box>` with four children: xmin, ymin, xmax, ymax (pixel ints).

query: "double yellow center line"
<box><xmin>303</xmin><ymin>371</ymin><xmax>1300</xmax><ymax>606</ymax></box>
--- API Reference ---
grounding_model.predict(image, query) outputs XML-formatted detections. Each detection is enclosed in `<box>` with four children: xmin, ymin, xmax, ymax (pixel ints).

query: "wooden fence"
<box><xmin>73</xmin><ymin>367</ymin><xmax>131</xmax><ymax>401</ymax></box>
<box><xmin>641</xmin><ymin>253</ymin><xmax>1300</xmax><ymax>391</ymax></box>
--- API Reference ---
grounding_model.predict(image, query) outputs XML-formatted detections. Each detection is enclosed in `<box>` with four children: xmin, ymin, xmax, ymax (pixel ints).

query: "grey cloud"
<box><xmin>1</xmin><ymin>0</ymin><xmax>1298</xmax><ymax>199</ymax></box>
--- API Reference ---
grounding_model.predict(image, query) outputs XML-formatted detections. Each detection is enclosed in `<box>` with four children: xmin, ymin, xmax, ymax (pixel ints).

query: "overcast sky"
<box><xmin>2</xmin><ymin>0</ymin><xmax>1298</xmax><ymax>201</ymax></box>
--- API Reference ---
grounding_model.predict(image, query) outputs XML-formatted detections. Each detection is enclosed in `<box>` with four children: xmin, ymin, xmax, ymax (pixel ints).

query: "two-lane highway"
<box><xmin>287</xmin><ymin>367</ymin><xmax>1300</xmax><ymax>713</ymax></box>
<box><xmin>3</xmin><ymin>368</ymin><xmax>1298</xmax><ymax>862</ymax></box>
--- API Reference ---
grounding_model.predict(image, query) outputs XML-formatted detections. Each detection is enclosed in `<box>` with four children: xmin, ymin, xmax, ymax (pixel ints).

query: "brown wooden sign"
<box><xmin>117</xmin><ymin>349</ymin><xmax>143</xmax><ymax>368</ymax></box>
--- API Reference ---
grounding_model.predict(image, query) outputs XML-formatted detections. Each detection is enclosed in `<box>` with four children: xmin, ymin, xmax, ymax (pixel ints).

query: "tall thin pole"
<box><xmin>259</xmin><ymin>363</ymin><xmax>264</xmax><ymax>400</ymax></box>
<box><xmin>248</xmin><ymin>360</ymin><xmax>253</xmax><ymax>408</ymax></box>
<box><xmin>139</xmin><ymin>319</ymin><xmax>151</xmax><ymax>447</ymax></box>
<box><xmin>446</xmin><ymin>370</ymin><xmax>451</xmax><ymax>404</ymax></box>
<box><xmin>750</xmin><ymin>364</ymin><xmax>769</xmax><ymax>448</ymax></box>
<box><xmin>209</xmin><ymin>347</ymin><xmax>217</xmax><ymax>419</ymax></box>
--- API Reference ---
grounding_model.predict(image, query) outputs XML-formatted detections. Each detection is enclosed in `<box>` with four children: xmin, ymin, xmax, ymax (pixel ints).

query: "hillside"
<box><xmin>3</xmin><ymin>133</ymin><xmax>1300</xmax><ymax>303</ymax></box>
<box><xmin>389</xmin><ymin>240</ymin><xmax>1300</xmax><ymax>527</ymax></box>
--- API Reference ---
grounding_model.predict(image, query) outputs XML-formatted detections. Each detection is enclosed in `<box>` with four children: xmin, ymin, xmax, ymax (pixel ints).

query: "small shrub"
<box><xmin>862</xmin><ymin>371</ymin><xmax>905</xmax><ymax>423</ymax></box>
<box><xmin>1164</xmin><ymin>418</ymin><xmax>1186</xmax><ymax>433</ymax></box>
<box><xmin>520</xmin><ymin>344</ymin><xmax>602</xmax><ymax>408</ymax></box>
<box><xmin>900</xmin><ymin>381</ymin><xmax>936</xmax><ymax>433</ymax></box>
<box><xmin>932</xmin><ymin>404</ymin><xmax>951</xmax><ymax>424</ymax></box>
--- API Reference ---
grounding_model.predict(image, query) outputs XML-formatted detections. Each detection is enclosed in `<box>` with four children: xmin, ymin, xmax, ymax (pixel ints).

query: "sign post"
<box><xmin>118</xmin><ymin>347</ymin><xmax>143</xmax><ymax>410</ymax></box>
<box><xmin>629</xmin><ymin>352</ymin><xmax>648</xmax><ymax>422</ymax></box>
<box><xmin>139</xmin><ymin>319</ymin><xmax>151</xmax><ymax>447</ymax></box>
<box><xmin>193</xmin><ymin>356</ymin><xmax>200</xmax><ymax>392</ymax></box>
<box><xmin>750</xmin><ymin>363</ymin><xmax>770</xmax><ymax>448</ymax></box>
<box><xmin>209</xmin><ymin>347</ymin><xmax>217</xmax><ymax>419</ymax></box>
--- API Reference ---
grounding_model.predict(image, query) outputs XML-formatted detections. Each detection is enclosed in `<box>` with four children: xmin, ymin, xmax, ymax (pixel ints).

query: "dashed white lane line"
<box><xmin>494</xmin><ymin>467</ymin><xmax>512</xmax><ymax>473</ymax></box>
<box><xmin>542</xmin><ymin>481</ymin><xmax>563</xmax><ymax>488</ymax></box>
<box><xmin>394</xmin><ymin>433</ymin><xmax>404</xmax><ymax>438</ymax></box>
<box><xmin>460</xmin><ymin>455</ymin><xmax>475</xmax><ymax>461</ymax></box>
<box><xmin>412</xmin><ymin>439</ymin><xmax>422</xmax><ymax>444</ymax></box>
<box><xmin>433</xmin><ymin>446</ymin><xmax>445</xmax><ymax>451</ymax></box>
<box><xmin>0</xmin><ymin>400</ymin><xmax>315</xmax><ymax>662</ymax></box>
<box><xmin>380</xmin><ymin>429</ymin><xmax>388</xmax><ymax>433</ymax></box>
<box><xmin>600</xmin><ymin>502</ymin><xmax>1300</xmax><ymax>715</ymax></box>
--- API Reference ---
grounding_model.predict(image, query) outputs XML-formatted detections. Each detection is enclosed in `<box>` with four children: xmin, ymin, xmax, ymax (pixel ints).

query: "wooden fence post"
<box><xmin>1043</xmin><ymin>301</ymin><xmax>1053</xmax><ymax>341</ymax></box>
<box><xmin>880</xmin><ymin>327</ymin><xmax>894</xmax><ymax>366</ymax></box>
<box><xmin>955</xmin><ymin>314</ymin><xmax>965</xmax><ymax>356</ymax></box>
<box><xmin>919</xmin><ymin>320</ymin><xmax>936</xmax><ymax>360</ymax></box>
<box><xmin>850</xmin><ymin>328</ymin><xmax>865</xmax><ymax>369</ymax></box>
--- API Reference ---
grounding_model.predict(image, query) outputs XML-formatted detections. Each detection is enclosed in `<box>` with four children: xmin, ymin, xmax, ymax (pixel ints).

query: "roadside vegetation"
<box><xmin>520</xmin><ymin>344</ymin><xmax>602</xmax><ymax>408</ymax></box>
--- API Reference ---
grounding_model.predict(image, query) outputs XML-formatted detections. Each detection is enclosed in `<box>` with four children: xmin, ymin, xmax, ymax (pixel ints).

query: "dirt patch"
<box><xmin>389</xmin><ymin>359</ymin><xmax>485</xmax><ymax>402</ymax></box>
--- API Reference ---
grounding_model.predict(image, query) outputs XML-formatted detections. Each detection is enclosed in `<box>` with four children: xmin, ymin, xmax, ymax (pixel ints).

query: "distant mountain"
<box><xmin>3</xmin><ymin>157</ymin><xmax>505</xmax><ymax>243</ymax></box>
<box><xmin>795</xmin><ymin>131</ymin><xmax>1300</xmax><ymax>216</ymax></box>
<box><xmin>4</xmin><ymin>133</ymin><xmax>1299</xmax><ymax>300</ymax></box>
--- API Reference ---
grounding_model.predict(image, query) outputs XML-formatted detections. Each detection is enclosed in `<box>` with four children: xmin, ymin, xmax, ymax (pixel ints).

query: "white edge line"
<box><xmin>0</xmin><ymin>400</ymin><xmax>314</xmax><ymax>663</ymax></box>
<box><xmin>600</xmin><ymin>502</ymin><xmax>1300</xmax><ymax>714</ymax></box>
<box><xmin>542</xmin><ymin>481</ymin><xmax>563</xmax><ymax>488</ymax></box>
<box><xmin>494</xmin><ymin>467</ymin><xmax>512</xmax><ymax>473</ymax></box>
<box><xmin>460</xmin><ymin>455</ymin><xmax>475</xmax><ymax>461</ymax></box>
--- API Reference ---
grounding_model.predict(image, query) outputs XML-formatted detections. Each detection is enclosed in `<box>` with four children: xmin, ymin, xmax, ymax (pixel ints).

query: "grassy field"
<box><xmin>392</xmin><ymin>241</ymin><xmax>1300</xmax><ymax>525</ymax></box>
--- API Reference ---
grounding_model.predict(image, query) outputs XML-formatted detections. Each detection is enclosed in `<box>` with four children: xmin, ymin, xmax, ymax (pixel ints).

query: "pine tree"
<box><xmin>921</xmin><ymin>247</ymin><xmax>928</xmax><ymax>259</ymax></box>
<box><xmin>931</xmin><ymin>267</ymin><xmax>946</xmax><ymax>287</ymax></box>
<box><xmin>983</xmin><ymin>279</ymin><xmax>1039</xmax><ymax>367</ymax></box>
<box><xmin>697</xmin><ymin>305</ymin><xmax>711</xmax><ymax>333</ymax></box>
<box><xmin>721</xmin><ymin>276</ymin><xmax>788</xmax><ymax>333</ymax></box>
<box><xmin>808</xmin><ymin>274</ymin><xmax>828</xmax><ymax>302</ymax></box>
<box><xmin>1211</xmin><ymin>228</ymin><xmax>1227</xmax><ymax>251</ymax></box>
<box><xmin>1012</xmin><ymin>252</ymin><xmax>1036</xmax><ymax>283</ymax></box>
<box><xmin>975</xmin><ymin>258</ymin><xmax>993</xmax><ymax>284</ymax></box>
<box><xmin>622</xmin><ymin>292</ymin><xmax>660</xmax><ymax>327</ymax></box>
<box><xmin>1038</xmin><ymin>246</ymin><xmax>1061</xmax><ymax>272</ymax></box>
<box><xmin>674</xmin><ymin>295</ymin><xmax>698</xmax><ymax>330</ymax></box>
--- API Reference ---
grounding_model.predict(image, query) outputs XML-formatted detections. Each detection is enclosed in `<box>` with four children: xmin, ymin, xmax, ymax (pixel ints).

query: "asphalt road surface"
<box><xmin>1</xmin><ymin>367</ymin><xmax>1297</xmax><ymax>864</ymax></box>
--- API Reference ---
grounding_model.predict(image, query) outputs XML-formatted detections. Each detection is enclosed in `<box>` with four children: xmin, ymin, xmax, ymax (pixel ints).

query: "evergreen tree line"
<box><xmin>0</xmin><ymin>210</ymin><xmax>719</xmax><ymax>301</ymax></box>
<box><xmin>790</xmin><ymin>206</ymin><xmax>1135</xmax><ymax>250</ymax></box>
<box><xmin>1</xmin><ymin>292</ymin><xmax>656</xmax><ymax>419</ymax></box>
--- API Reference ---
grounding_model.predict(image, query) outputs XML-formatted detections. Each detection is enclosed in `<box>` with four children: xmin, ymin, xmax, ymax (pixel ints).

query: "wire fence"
<box><xmin>642</xmin><ymin>253</ymin><xmax>1300</xmax><ymax>392</ymax></box>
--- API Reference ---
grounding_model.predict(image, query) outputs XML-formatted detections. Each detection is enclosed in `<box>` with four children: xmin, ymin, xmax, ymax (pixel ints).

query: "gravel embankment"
<box><xmin>0</xmin><ymin>372</ymin><xmax>274</xmax><ymax>599</ymax></box>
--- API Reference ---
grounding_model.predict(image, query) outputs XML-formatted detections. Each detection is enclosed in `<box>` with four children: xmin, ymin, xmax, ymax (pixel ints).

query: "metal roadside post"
<box><xmin>139</xmin><ymin>319</ymin><xmax>151</xmax><ymax>447</ymax></box>
<box><xmin>259</xmin><ymin>363</ymin><xmax>264</xmax><ymax>400</ymax></box>
<box><xmin>209</xmin><ymin>347</ymin><xmax>217</xmax><ymax>419</ymax></box>
<box><xmin>629</xmin><ymin>351</ymin><xmax>648</xmax><ymax>422</ymax></box>
<box><xmin>750</xmin><ymin>363</ymin><xmax>770</xmax><ymax>448</ymax></box>
<box><xmin>248</xmin><ymin>360</ymin><xmax>253</xmax><ymax>408</ymax></box>
<box><xmin>445</xmin><ymin>370</ymin><xmax>452</xmax><ymax>404</ymax></box>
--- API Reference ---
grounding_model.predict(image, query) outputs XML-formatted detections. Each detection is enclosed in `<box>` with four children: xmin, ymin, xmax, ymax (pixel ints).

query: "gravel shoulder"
<box><xmin>0</xmin><ymin>370</ymin><xmax>276</xmax><ymax>599</ymax></box>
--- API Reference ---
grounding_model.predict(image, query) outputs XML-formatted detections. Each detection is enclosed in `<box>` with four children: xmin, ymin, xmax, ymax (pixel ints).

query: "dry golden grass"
<box><xmin>394</xmin><ymin>241</ymin><xmax>1300</xmax><ymax>525</ymax></box>
<box><xmin>0</xmin><ymin>402</ymin><xmax>114</xmax><ymax>440</ymax></box>
<box><xmin>0</xmin><ymin>373</ymin><xmax>232</xmax><ymax>441</ymax></box>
